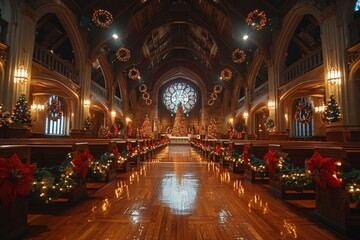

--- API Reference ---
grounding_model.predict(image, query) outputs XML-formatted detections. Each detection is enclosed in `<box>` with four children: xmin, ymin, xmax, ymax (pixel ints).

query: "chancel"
<box><xmin>1</xmin><ymin>0</ymin><xmax>360</xmax><ymax>239</ymax></box>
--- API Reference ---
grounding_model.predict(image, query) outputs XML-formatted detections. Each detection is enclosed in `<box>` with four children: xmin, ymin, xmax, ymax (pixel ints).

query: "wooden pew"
<box><xmin>0</xmin><ymin>145</ymin><xmax>31</xmax><ymax>240</ymax></box>
<box><xmin>244</xmin><ymin>143</ymin><xmax>270</xmax><ymax>183</ymax></box>
<box><xmin>313</xmin><ymin>147</ymin><xmax>360</xmax><ymax>237</ymax></box>
<box><xmin>228</xmin><ymin>142</ymin><xmax>245</xmax><ymax>173</ymax></box>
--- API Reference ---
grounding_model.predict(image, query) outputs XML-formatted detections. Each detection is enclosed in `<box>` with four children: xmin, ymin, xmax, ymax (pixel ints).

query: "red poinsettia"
<box><xmin>112</xmin><ymin>146</ymin><xmax>120</xmax><ymax>159</ymax></box>
<box><xmin>307</xmin><ymin>152</ymin><xmax>341</xmax><ymax>189</ymax></box>
<box><xmin>72</xmin><ymin>149</ymin><xmax>93</xmax><ymax>180</ymax></box>
<box><xmin>214</xmin><ymin>144</ymin><xmax>222</xmax><ymax>154</ymax></box>
<box><xmin>0</xmin><ymin>154</ymin><xmax>36</xmax><ymax>204</ymax></box>
<box><xmin>127</xmin><ymin>143</ymin><xmax>135</xmax><ymax>155</ymax></box>
<box><xmin>264</xmin><ymin>149</ymin><xmax>278</xmax><ymax>176</ymax></box>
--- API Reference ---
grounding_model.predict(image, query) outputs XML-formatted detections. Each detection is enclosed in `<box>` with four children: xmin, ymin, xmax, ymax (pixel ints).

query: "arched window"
<box><xmin>162</xmin><ymin>82</ymin><xmax>197</xmax><ymax>116</ymax></box>
<box><xmin>45</xmin><ymin>96</ymin><xmax>65</xmax><ymax>135</ymax></box>
<box><xmin>294</xmin><ymin>97</ymin><xmax>314</xmax><ymax>137</ymax></box>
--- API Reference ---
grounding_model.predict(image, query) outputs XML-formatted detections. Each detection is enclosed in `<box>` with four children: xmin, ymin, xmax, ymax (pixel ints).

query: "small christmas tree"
<box><xmin>140</xmin><ymin>115</ymin><xmax>153</xmax><ymax>138</ymax></box>
<box><xmin>323</xmin><ymin>94</ymin><xmax>342</xmax><ymax>124</ymax></box>
<box><xmin>172</xmin><ymin>104</ymin><xmax>188</xmax><ymax>136</ymax></box>
<box><xmin>207</xmin><ymin>117</ymin><xmax>219</xmax><ymax>139</ymax></box>
<box><xmin>12</xmin><ymin>93</ymin><xmax>31</xmax><ymax>125</ymax></box>
<box><xmin>84</xmin><ymin>116</ymin><xmax>94</xmax><ymax>130</ymax></box>
<box><xmin>0</xmin><ymin>104</ymin><xmax>12</xmax><ymax>127</ymax></box>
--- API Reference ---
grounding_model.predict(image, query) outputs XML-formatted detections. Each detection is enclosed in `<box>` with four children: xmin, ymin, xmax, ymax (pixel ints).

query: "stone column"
<box><xmin>76</xmin><ymin>60</ymin><xmax>92</xmax><ymax>129</ymax></box>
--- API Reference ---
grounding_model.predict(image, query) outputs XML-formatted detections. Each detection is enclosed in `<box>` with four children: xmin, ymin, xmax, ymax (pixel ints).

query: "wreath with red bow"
<box><xmin>47</xmin><ymin>98</ymin><xmax>63</xmax><ymax>121</ymax></box>
<box><xmin>294</xmin><ymin>98</ymin><xmax>313</xmax><ymax>124</ymax></box>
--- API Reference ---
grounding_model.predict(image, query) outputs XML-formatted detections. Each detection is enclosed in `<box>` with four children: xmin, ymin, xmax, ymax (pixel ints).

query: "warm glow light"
<box><xmin>327</xmin><ymin>66</ymin><xmax>341</xmax><ymax>84</ymax></box>
<box><xmin>126</xmin><ymin>117</ymin><xmax>131</xmax><ymax>123</ymax></box>
<box><xmin>243</xmin><ymin>34</ymin><xmax>249</xmax><ymax>40</ymax></box>
<box><xmin>111</xmin><ymin>111</ymin><xmax>116</xmax><ymax>117</ymax></box>
<box><xmin>315</xmin><ymin>105</ymin><xmax>326</xmax><ymax>113</ymax></box>
<box><xmin>31</xmin><ymin>104</ymin><xmax>45</xmax><ymax>111</ymax></box>
<box><xmin>112</xmin><ymin>34</ymin><xmax>119</xmax><ymax>39</ymax></box>
<box><xmin>243</xmin><ymin>112</ymin><xmax>249</xmax><ymax>119</ymax></box>
<box><xmin>285</xmin><ymin>113</ymin><xmax>288</xmax><ymax>119</ymax></box>
<box><xmin>14</xmin><ymin>65</ymin><xmax>28</xmax><ymax>83</ymax></box>
<box><xmin>229</xmin><ymin>118</ymin><xmax>233</xmax><ymax>124</ymax></box>
<box><xmin>268</xmin><ymin>101</ymin><xmax>275</xmax><ymax>108</ymax></box>
<box><xmin>84</xmin><ymin>100</ymin><xmax>91</xmax><ymax>107</ymax></box>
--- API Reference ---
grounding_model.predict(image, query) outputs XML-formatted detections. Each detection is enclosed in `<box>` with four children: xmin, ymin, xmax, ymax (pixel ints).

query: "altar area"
<box><xmin>166</xmin><ymin>135</ymin><xmax>191</xmax><ymax>144</ymax></box>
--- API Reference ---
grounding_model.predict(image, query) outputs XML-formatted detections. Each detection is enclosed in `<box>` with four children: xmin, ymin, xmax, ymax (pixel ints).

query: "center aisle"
<box><xmin>26</xmin><ymin>144</ymin><xmax>343</xmax><ymax>240</ymax></box>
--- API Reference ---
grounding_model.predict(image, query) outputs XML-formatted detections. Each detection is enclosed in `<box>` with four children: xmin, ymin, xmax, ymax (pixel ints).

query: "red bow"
<box><xmin>243</xmin><ymin>147</ymin><xmax>249</xmax><ymax>164</ymax></box>
<box><xmin>264</xmin><ymin>149</ymin><xmax>278</xmax><ymax>176</ymax></box>
<box><xmin>307</xmin><ymin>152</ymin><xmax>341</xmax><ymax>189</ymax></box>
<box><xmin>0</xmin><ymin>154</ymin><xmax>36</xmax><ymax>204</ymax></box>
<box><xmin>72</xmin><ymin>149</ymin><xmax>93</xmax><ymax>180</ymax></box>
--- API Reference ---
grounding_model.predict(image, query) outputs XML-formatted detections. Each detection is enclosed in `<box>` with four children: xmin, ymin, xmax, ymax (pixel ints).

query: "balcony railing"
<box><xmin>114</xmin><ymin>96</ymin><xmax>122</xmax><ymax>108</ymax></box>
<box><xmin>237</xmin><ymin>97</ymin><xmax>245</xmax><ymax>109</ymax></box>
<box><xmin>251</xmin><ymin>82</ymin><xmax>269</xmax><ymax>101</ymax></box>
<box><xmin>280</xmin><ymin>47</ymin><xmax>323</xmax><ymax>86</ymax></box>
<box><xmin>90</xmin><ymin>81</ymin><xmax>108</xmax><ymax>101</ymax></box>
<box><xmin>350</xmin><ymin>17</ymin><xmax>360</xmax><ymax>46</ymax></box>
<box><xmin>33</xmin><ymin>44</ymin><xmax>79</xmax><ymax>84</ymax></box>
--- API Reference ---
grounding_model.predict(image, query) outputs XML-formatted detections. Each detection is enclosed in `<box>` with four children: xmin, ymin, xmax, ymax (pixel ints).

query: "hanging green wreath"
<box><xmin>47</xmin><ymin>98</ymin><xmax>63</xmax><ymax>121</ymax></box>
<box><xmin>294</xmin><ymin>99</ymin><xmax>313</xmax><ymax>124</ymax></box>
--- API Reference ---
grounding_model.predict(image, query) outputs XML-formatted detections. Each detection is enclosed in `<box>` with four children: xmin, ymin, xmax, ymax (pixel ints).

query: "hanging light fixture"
<box><xmin>14</xmin><ymin>65</ymin><xmax>28</xmax><ymax>83</ymax></box>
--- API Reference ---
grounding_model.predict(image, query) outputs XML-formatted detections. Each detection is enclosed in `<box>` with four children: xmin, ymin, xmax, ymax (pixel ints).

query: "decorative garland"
<box><xmin>246</xmin><ymin>9</ymin><xmax>267</xmax><ymax>30</ymax></box>
<box><xmin>116</xmin><ymin>47</ymin><xmax>131</xmax><ymax>62</ymax></box>
<box><xmin>220</xmin><ymin>68</ymin><xmax>233</xmax><ymax>81</ymax></box>
<box><xmin>92</xmin><ymin>9</ymin><xmax>113</xmax><ymax>29</ymax></box>
<box><xmin>232</xmin><ymin>49</ymin><xmax>246</xmax><ymax>64</ymax></box>
<box><xmin>47</xmin><ymin>98</ymin><xmax>63</xmax><ymax>121</ymax></box>
<box><xmin>213</xmin><ymin>85</ymin><xmax>223</xmax><ymax>94</ymax></box>
<box><xmin>128</xmin><ymin>67</ymin><xmax>140</xmax><ymax>80</ymax></box>
<box><xmin>139</xmin><ymin>84</ymin><xmax>147</xmax><ymax>93</ymax></box>
<box><xmin>142</xmin><ymin>92</ymin><xmax>150</xmax><ymax>100</ymax></box>
<box><xmin>294</xmin><ymin>99</ymin><xmax>313</xmax><ymax>124</ymax></box>
<box><xmin>208</xmin><ymin>98</ymin><xmax>215</xmax><ymax>106</ymax></box>
<box><xmin>210</xmin><ymin>92</ymin><xmax>218</xmax><ymax>100</ymax></box>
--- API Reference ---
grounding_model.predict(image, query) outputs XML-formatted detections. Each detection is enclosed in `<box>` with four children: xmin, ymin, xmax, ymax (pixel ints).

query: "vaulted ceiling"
<box><xmin>38</xmin><ymin>0</ymin><xmax>323</xmax><ymax>93</ymax></box>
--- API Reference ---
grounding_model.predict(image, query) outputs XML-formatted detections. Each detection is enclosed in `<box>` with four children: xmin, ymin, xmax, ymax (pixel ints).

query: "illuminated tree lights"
<box><xmin>12</xmin><ymin>93</ymin><xmax>31</xmax><ymax>124</ymax></box>
<box><xmin>323</xmin><ymin>94</ymin><xmax>342</xmax><ymax>124</ymax></box>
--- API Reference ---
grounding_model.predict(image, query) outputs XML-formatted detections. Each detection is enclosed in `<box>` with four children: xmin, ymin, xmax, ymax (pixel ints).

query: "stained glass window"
<box><xmin>162</xmin><ymin>82</ymin><xmax>197</xmax><ymax>115</ymax></box>
<box><xmin>356</xmin><ymin>0</ymin><xmax>360</xmax><ymax>11</ymax></box>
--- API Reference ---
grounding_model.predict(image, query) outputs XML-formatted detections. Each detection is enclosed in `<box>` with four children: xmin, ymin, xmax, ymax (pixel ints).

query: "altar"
<box><xmin>168</xmin><ymin>135</ymin><xmax>190</xmax><ymax>144</ymax></box>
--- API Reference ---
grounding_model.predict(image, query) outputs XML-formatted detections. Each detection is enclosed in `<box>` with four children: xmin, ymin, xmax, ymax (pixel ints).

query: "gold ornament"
<box><xmin>139</xmin><ymin>84</ymin><xmax>147</xmax><ymax>93</ymax></box>
<box><xmin>116</xmin><ymin>47</ymin><xmax>131</xmax><ymax>62</ymax></box>
<box><xmin>92</xmin><ymin>9</ymin><xmax>113</xmax><ymax>29</ymax></box>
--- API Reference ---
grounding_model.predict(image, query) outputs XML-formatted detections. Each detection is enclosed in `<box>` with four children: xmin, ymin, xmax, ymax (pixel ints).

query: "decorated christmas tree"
<box><xmin>0</xmin><ymin>104</ymin><xmax>12</xmax><ymax>127</ymax></box>
<box><xmin>84</xmin><ymin>116</ymin><xmax>94</xmax><ymax>130</ymax></box>
<box><xmin>323</xmin><ymin>94</ymin><xmax>342</xmax><ymax>124</ymax></box>
<box><xmin>172</xmin><ymin>104</ymin><xmax>188</xmax><ymax>136</ymax></box>
<box><xmin>12</xmin><ymin>93</ymin><xmax>31</xmax><ymax>125</ymax></box>
<box><xmin>140</xmin><ymin>115</ymin><xmax>153</xmax><ymax>138</ymax></box>
<box><xmin>207</xmin><ymin>117</ymin><xmax>219</xmax><ymax>139</ymax></box>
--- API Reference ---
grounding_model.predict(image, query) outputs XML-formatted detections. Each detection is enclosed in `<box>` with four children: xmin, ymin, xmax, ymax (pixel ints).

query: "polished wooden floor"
<box><xmin>26</xmin><ymin>145</ymin><xmax>344</xmax><ymax>240</ymax></box>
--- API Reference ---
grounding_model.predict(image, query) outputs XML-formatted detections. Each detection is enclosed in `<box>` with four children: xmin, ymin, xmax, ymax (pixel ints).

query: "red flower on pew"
<box><xmin>112</xmin><ymin>146</ymin><xmax>120</xmax><ymax>159</ymax></box>
<box><xmin>72</xmin><ymin>149</ymin><xmax>93</xmax><ymax>180</ymax></box>
<box><xmin>307</xmin><ymin>152</ymin><xmax>341</xmax><ymax>189</ymax></box>
<box><xmin>127</xmin><ymin>143</ymin><xmax>135</xmax><ymax>155</ymax></box>
<box><xmin>264</xmin><ymin>149</ymin><xmax>278</xmax><ymax>176</ymax></box>
<box><xmin>214</xmin><ymin>144</ymin><xmax>222</xmax><ymax>154</ymax></box>
<box><xmin>0</xmin><ymin>154</ymin><xmax>36</xmax><ymax>204</ymax></box>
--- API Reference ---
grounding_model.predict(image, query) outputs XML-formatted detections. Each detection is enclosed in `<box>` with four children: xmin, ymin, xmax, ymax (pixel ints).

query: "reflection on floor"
<box><xmin>26</xmin><ymin>145</ymin><xmax>345</xmax><ymax>240</ymax></box>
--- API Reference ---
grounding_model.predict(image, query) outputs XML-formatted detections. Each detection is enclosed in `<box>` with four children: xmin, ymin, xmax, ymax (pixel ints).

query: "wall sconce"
<box><xmin>111</xmin><ymin>111</ymin><xmax>116</xmax><ymax>117</ymax></box>
<box><xmin>31</xmin><ymin>104</ymin><xmax>45</xmax><ymax>111</ymax></box>
<box><xmin>84</xmin><ymin>100</ymin><xmax>91</xmax><ymax>108</ymax></box>
<box><xmin>243</xmin><ymin>112</ymin><xmax>249</xmax><ymax>120</ymax></box>
<box><xmin>14</xmin><ymin>65</ymin><xmax>28</xmax><ymax>83</ymax></box>
<box><xmin>284</xmin><ymin>113</ymin><xmax>288</xmax><ymax>120</ymax></box>
<box><xmin>327</xmin><ymin>66</ymin><xmax>341</xmax><ymax>84</ymax></box>
<box><xmin>229</xmin><ymin>118</ymin><xmax>234</xmax><ymax>125</ymax></box>
<box><xmin>126</xmin><ymin>117</ymin><xmax>131</xmax><ymax>123</ymax></box>
<box><xmin>268</xmin><ymin>101</ymin><xmax>275</xmax><ymax>109</ymax></box>
<box><xmin>314</xmin><ymin>105</ymin><xmax>326</xmax><ymax>113</ymax></box>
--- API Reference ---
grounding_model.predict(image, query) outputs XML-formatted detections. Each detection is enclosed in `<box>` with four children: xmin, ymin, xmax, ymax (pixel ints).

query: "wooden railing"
<box><xmin>349</xmin><ymin>17</ymin><xmax>360</xmax><ymax>46</ymax></box>
<box><xmin>90</xmin><ymin>81</ymin><xmax>108</xmax><ymax>101</ymax></box>
<box><xmin>251</xmin><ymin>82</ymin><xmax>269</xmax><ymax>101</ymax></box>
<box><xmin>280</xmin><ymin>47</ymin><xmax>323</xmax><ymax>86</ymax></box>
<box><xmin>114</xmin><ymin>96</ymin><xmax>122</xmax><ymax>108</ymax></box>
<box><xmin>33</xmin><ymin>44</ymin><xmax>79</xmax><ymax>84</ymax></box>
<box><xmin>237</xmin><ymin>97</ymin><xmax>245</xmax><ymax>109</ymax></box>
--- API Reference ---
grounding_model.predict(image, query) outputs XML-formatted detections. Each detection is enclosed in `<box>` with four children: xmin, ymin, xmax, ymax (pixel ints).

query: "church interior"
<box><xmin>1</xmin><ymin>0</ymin><xmax>360</xmax><ymax>239</ymax></box>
